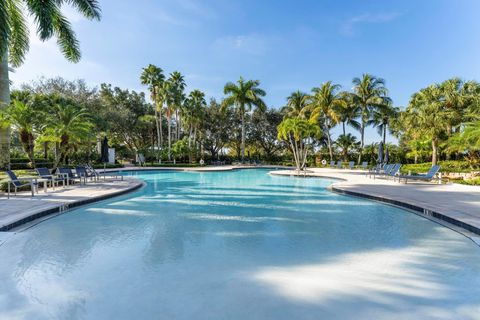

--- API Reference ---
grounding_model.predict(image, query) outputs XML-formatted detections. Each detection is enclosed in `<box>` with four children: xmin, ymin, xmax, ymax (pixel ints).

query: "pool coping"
<box><xmin>0</xmin><ymin>179</ymin><xmax>145</xmax><ymax>232</ymax></box>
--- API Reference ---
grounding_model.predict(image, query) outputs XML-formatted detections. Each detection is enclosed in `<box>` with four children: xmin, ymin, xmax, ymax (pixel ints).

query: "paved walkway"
<box><xmin>271</xmin><ymin>168</ymin><xmax>480</xmax><ymax>240</ymax></box>
<box><xmin>0</xmin><ymin>177</ymin><xmax>143</xmax><ymax>231</ymax></box>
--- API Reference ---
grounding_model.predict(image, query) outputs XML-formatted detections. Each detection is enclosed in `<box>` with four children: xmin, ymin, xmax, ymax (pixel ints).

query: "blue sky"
<box><xmin>10</xmin><ymin>0</ymin><xmax>480</xmax><ymax>143</ymax></box>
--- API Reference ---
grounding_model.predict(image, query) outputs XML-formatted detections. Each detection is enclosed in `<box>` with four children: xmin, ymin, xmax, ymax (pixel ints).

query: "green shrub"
<box><xmin>401</xmin><ymin>160</ymin><xmax>473</xmax><ymax>174</ymax></box>
<box><xmin>456</xmin><ymin>177</ymin><xmax>480</xmax><ymax>186</ymax></box>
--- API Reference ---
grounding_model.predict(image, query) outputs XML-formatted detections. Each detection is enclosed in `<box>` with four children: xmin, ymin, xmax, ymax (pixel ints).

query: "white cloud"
<box><xmin>341</xmin><ymin>12</ymin><xmax>401</xmax><ymax>36</ymax></box>
<box><xmin>176</xmin><ymin>0</ymin><xmax>215</xmax><ymax>19</ymax></box>
<box><xmin>153</xmin><ymin>11</ymin><xmax>192</xmax><ymax>27</ymax></box>
<box><xmin>212</xmin><ymin>34</ymin><xmax>270</xmax><ymax>56</ymax></box>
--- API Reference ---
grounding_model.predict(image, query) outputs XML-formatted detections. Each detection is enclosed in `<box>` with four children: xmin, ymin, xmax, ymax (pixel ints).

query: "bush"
<box><xmin>457</xmin><ymin>177</ymin><xmax>480</xmax><ymax>186</ymax></box>
<box><xmin>401</xmin><ymin>160</ymin><xmax>473</xmax><ymax>174</ymax></box>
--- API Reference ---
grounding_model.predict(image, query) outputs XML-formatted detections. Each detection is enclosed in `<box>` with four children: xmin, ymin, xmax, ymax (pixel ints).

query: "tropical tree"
<box><xmin>0</xmin><ymin>0</ymin><xmax>101</xmax><ymax>168</ymax></box>
<box><xmin>352</xmin><ymin>74</ymin><xmax>390</xmax><ymax>164</ymax></box>
<box><xmin>165</xmin><ymin>71</ymin><xmax>186</xmax><ymax>159</ymax></box>
<box><xmin>403</xmin><ymin>85</ymin><xmax>449</xmax><ymax>165</ymax></box>
<box><xmin>336</xmin><ymin>133</ymin><xmax>359</xmax><ymax>162</ymax></box>
<box><xmin>140</xmin><ymin>64</ymin><xmax>165</xmax><ymax>159</ymax></box>
<box><xmin>307</xmin><ymin>81</ymin><xmax>344</xmax><ymax>161</ymax></box>
<box><xmin>277</xmin><ymin>118</ymin><xmax>320</xmax><ymax>171</ymax></box>
<box><xmin>44</xmin><ymin>103</ymin><xmax>94</xmax><ymax>167</ymax></box>
<box><xmin>99</xmin><ymin>84</ymin><xmax>152</xmax><ymax>157</ymax></box>
<box><xmin>446</xmin><ymin>121</ymin><xmax>480</xmax><ymax>167</ymax></box>
<box><xmin>183</xmin><ymin>89</ymin><xmax>206</xmax><ymax>160</ymax></box>
<box><xmin>282</xmin><ymin>91</ymin><xmax>309</xmax><ymax>119</ymax></box>
<box><xmin>200</xmin><ymin>99</ymin><xmax>232</xmax><ymax>159</ymax></box>
<box><xmin>170</xmin><ymin>71</ymin><xmax>186</xmax><ymax>140</ymax></box>
<box><xmin>372</xmin><ymin>102</ymin><xmax>398</xmax><ymax>146</ymax></box>
<box><xmin>338</xmin><ymin>91</ymin><xmax>360</xmax><ymax>136</ymax></box>
<box><xmin>1</xmin><ymin>100</ymin><xmax>37</xmax><ymax>165</ymax></box>
<box><xmin>249</xmin><ymin>108</ymin><xmax>284</xmax><ymax>160</ymax></box>
<box><xmin>222</xmin><ymin>77</ymin><xmax>266</xmax><ymax>162</ymax></box>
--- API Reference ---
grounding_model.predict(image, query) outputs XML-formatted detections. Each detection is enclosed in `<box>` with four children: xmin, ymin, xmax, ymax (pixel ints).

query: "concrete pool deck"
<box><xmin>1</xmin><ymin>165</ymin><xmax>480</xmax><ymax>242</ymax></box>
<box><xmin>0</xmin><ymin>177</ymin><xmax>143</xmax><ymax>231</ymax></box>
<box><xmin>270</xmin><ymin>168</ymin><xmax>480</xmax><ymax>242</ymax></box>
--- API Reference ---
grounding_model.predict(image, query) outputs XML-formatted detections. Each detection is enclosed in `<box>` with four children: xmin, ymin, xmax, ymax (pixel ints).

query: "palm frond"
<box><xmin>62</xmin><ymin>0</ymin><xmax>101</xmax><ymax>20</ymax></box>
<box><xmin>0</xmin><ymin>0</ymin><xmax>10</xmax><ymax>58</ymax></box>
<box><xmin>26</xmin><ymin>0</ymin><xmax>58</xmax><ymax>40</ymax></box>
<box><xmin>7</xmin><ymin>0</ymin><xmax>29</xmax><ymax>67</ymax></box>
<box><xmin>52</xmin><ymin>10</ymin><xmax>81</xmax><ymax>62</ymax></box>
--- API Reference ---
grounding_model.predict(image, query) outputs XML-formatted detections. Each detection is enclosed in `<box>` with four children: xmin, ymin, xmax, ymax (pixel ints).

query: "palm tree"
<box><xmin>140</xmin><ymin>64</ymin><xmax>165</xmax><ymax>160</ymax></box>
<box><xmin>405</xmin><ymin>85</ymin><xmax>449</xmax><ymax>165</ymax></box>
<box><xmin>352</xmin><ymin>74</ymin><xmax>390</xmax><ymax>164</ymax></box>
<box><xmin>184</xmin><ymin>90</ymin><xmax>206</xmax><ymax>150</ymax></box>
<box><xmin>1</xmin><ymin>100</ymin><xmax>37</xmax><ymax>166</ymax></box>
<box><xmin>0</xmin><ymin>0</ymin><xmax>101</xmax><ymax>168</ymax></box>
<box><xmin>277</xmin><ymin>118</ymin><xmax>320</xmax><ymax>170</ymax></box>
<box><xmin>372</xmin><ymin>102</ymin><xmax>398</xmax><ymax>146</ymax></box>
<box><xmin>44</xmin><ymin>103</ymin><xmax>94</xmax><ymax>167</ymax></box>
<box><xmin>338</xmin><ymin>91</ymin><xmax>361</xmax><ymax>135</ymax></box>
<box><xmin>336</xmin><ymin>133</ymin><xmax>359</xmax><ymax>162</ymax></box>
<box><xmin>163</xmin><ymin>72</ymin><xmax>185</xmax><ymax>159</ymax></box>
<box><xmin>282</xmin><ymin>91</ymin><xmax>309</xmax><ymax>119</ymax></box>
<box><xmin>222</xmin><ymin>77</ymin><xmax>266</xmax><ymax>162</ymax></box>
<box><xmin>169</xmin><ymin>71</ymin><xmax>186</xmax><ymax>141</ymax></box>
<box><xmin>307</xmin><ymin>81</ymin><xmax>344</xmax><ymax>161</ymax></box>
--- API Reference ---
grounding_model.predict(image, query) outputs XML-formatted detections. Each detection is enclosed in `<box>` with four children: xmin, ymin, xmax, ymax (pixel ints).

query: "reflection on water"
<box><xmin>0</xmin><ymin>169</ymin><xmax>479</xmax><ymax>319</ymax></box>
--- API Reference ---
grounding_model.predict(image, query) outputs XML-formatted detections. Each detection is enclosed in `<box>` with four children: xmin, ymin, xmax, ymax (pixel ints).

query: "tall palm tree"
<box><xmin>184</xmin><ymin>90</ymin><xmax>206</xmax><ymax>148</ymax></box>
<box><xmin>338</xmin><ymin>91</ymin><xmax>361</xmax><ymax>135</ymax></box>
<box><xmin>0</xmin><ymin>0</ymin><xmax>101</xmax><ymax>168</ymax></box>
<box><xmin>372</xmin><ymin>102</ymin><xmax>398</xmax><ymax>146</ymax></box>
<box><xmin>140</xmin><ymin>64</ymin><xmax>165</xmax><ymax>159</ymax></box>
<box><xmin>164</xmin><ymin>72</ymin><xmax>185</xmax><ymax>159</ymax></box>
<box><xmin>169</xmin><ymin>71</ymin><xmax>185</xmax><ymax>141</ymax></box>
<box><xmin>307</xmin><ymin>81</ymin><xmax>344</xmax><ymax>161</ymax></box>
<box><xmin>352</xmin><ymin>74</ymin><xmax>390</xmax><ymax>164</ymax></box>
<box><xmin>222</xmin><ymin>77</ymin><xmax>266</xmax><ymax>162</ymax></box>
<box><xmin>282</xmin><ymin>91</ymin><xmax>309</xmax><ymax>119</ymax></box>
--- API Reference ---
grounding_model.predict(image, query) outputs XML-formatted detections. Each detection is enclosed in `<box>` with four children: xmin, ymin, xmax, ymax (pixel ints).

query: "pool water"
<box><xmin>0</xmin><ymin>169</ymin><xmax>479</xmax><ymax>319</ymax></box>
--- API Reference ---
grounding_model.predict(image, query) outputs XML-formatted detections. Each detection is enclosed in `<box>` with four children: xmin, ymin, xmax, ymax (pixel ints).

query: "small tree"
<box><xmin>277</xmin><ymin>118</ymin><xmax>320</xmax><ymax>171</ymax></box>
<box><xmin>172</xmin><ymin>137</ymin><xmax>191</xmax><ymax>163</ymax></box>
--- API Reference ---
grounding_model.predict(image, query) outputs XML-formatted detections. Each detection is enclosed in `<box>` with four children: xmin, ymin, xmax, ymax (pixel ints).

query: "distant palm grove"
<box><xmin>2</xmin><ymin>64</ymin><xmax>480</xmax><ymax>173</ymax></box>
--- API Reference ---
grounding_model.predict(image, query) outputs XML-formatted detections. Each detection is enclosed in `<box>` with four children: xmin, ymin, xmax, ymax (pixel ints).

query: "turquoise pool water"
<box><xmin>0</xmin><ymin>169</ymin><xmax>479</xmax><ymax>319</ymax></box>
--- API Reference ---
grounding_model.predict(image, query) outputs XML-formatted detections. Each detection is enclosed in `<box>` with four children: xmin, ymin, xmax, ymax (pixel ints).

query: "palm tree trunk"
<box><xmin>241</xmin><ymin>111</ymin><xmax>245</xmax><ymax>163</ymax></box>
<box><xmin>176</xmin><ymin>109</ymin><xmax>180</xmax><ymax>141</ymax></box>
<box><xmin>342</xmin><ymin>122</ymin><xmax>346</xmax><ymax>136</ymax></box>
<box><xmin>0</xmin><ymin>54</ymin><xmax>11</xmax><ymax>169</ymax></box>
<box><xmin>358</xmin><ymin>123</ymin><xmax>365</xmax><ymax>164</ymax></box>
<box><xmin>44</xmin><ymin>142</ymin><xmax>48</xmax><ymax>159</ymax></box>
<box><xmin>167</xmin><ymin>113</ymin><xmax>172</xmax><ymax>160</ymax></box>
<box><xmin>159</xmin><ymin>108</ymin><xmax>163</xmax><ymax>146</ymax></box>
<box><xmin>432</xmin><ymin>137</ymin><xmax>438</xmax><ymax>166</ymax></box>
<box><xmin>382</xmin><ymin>125</ymin><xmax>387</xmax><ymax>146</ymax></box>
<box><xmin>324</xmin><ymin>121</ymin><xmax>333</xmax><ymax>161</ymax></box>
<box><xmin>154</xmin><ymin>108</ymin><xmax>161</xmax><ymax>161</ymax></box>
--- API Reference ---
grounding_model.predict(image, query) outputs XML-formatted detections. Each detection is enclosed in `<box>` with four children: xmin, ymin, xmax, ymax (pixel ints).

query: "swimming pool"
<box><xmin>0</xmin><ymin>169</ymin><xmax>479</xmax><ymax>319</ymax></box>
